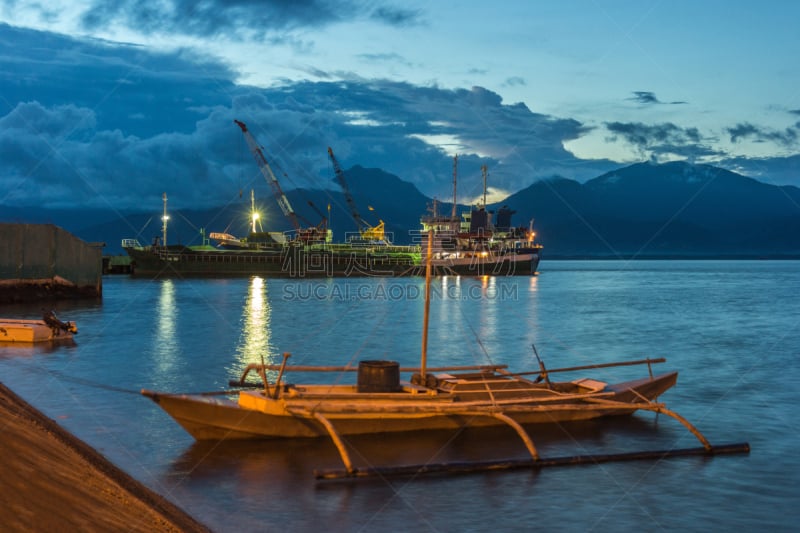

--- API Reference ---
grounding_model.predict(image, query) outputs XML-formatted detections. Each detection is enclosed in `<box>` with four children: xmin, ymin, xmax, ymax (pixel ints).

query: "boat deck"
<box><xmin>235</xmin><ymin>372</ymin><xmax>626</xmax><ymax>415</ymax></box>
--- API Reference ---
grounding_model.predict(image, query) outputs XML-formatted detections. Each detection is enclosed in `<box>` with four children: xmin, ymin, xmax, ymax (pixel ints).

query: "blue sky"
<box><xmin>1</xmin><ymin>0</ymin><xmax>798</xmax><ymax>210</ymax></box>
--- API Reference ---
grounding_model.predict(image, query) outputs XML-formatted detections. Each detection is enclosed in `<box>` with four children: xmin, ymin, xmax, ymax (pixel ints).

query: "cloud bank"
<box><xmin>0</xmin><ymin>22</ymin><xmax>797</xmax><ymax>213</ymax></box>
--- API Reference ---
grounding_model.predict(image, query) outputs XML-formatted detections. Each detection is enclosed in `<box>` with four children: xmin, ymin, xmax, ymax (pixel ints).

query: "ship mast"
<box><xmin>161</xmin><ymin>192</ymin><xmax>169</xmax><ymax>248</ymax></box>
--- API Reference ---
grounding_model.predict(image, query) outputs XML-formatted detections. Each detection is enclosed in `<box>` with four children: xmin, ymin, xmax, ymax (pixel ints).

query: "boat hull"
<box><xmin>0</xmin><ymin>319</ymin><xmax>75</xmax><ymax>343</ymax></box>
<box><xmin>125</xmin><ymin>246</ymin><xmax>415</xmax><ymax>278</ymax></box>
<box><xmin>124</xmin><ymin>245</ymin><xmax>540</xmax><ymax>278</ymax></box>
<box><xmin>433</xmin><ymin>250</ymin><xmax>541</xmax><ymax>276</ymax></box>
<box><xmin>142</xmin><ymin>371</ymin><xmax>677</xmax><ymax>441</ymax></box>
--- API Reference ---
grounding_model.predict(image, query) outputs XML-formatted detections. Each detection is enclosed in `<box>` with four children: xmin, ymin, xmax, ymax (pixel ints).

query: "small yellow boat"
<box><xmin>0</xmin><ymin>311</ymin><xmax>77</xmax><ymax>343</ymax></box>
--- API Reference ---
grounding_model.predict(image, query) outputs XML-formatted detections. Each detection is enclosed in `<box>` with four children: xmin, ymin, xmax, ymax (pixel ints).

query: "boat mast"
<box><xmin>420</xmin><ymin>228</ymin><xmax>433</xmax><ymax>380</ymax></box>
<box><xmin>161</xmin><ymin>192</ymin><xmax>169</xmax><ymax>248</ymax></box>
<box><xmin>452</xmin><ymin>154</ymin><xmax>458</xmax><ymax>221</ymax></box>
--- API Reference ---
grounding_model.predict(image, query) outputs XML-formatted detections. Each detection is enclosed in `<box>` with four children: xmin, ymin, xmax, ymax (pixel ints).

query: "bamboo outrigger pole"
<box><xmin>420</xmin><ymin>228</ymin><xmax>434</xmax><ymax>382</ymax></box>
<box><xmin>314</xmin><ymin>443</ymin><xmax>750</xmax><ymax>480</ymax></box>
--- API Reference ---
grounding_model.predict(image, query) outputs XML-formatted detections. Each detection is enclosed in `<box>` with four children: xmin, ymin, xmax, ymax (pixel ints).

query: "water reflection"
<box><xmin>234</xmin><ymin>277</ymin><xmax>274</xmax><ymax>372</ymax></box>
<box><xmin>152</xmin><ymin>279</ymin><xmax>178</xmax><ymax>373</ymax></box>
<box><xmin>477</xmin><ymin>276</ymin><xmax>498</xmax><ymax>343</ymax></box>
<box><xmin>0</xmin><ymin>338</ymin><xmax>76</xmax><ymax>358</ymax></box>
<box><xmin>440</xmin><ymin>274</ymin><xmax>459</xmax><ymax>298</ymax></box>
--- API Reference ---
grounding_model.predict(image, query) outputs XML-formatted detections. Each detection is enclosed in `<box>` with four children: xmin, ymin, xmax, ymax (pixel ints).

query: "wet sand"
<box><xmin>0</xmin><ymin>382</ymin><xmax>210</xmax><ymax>532</ymax></box>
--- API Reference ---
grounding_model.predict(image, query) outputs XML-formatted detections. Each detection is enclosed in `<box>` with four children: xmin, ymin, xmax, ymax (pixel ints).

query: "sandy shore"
<box><xmin>0</xmin><ymin>382</ymin><xmax>210</xmax><ymax>532</ymax></box>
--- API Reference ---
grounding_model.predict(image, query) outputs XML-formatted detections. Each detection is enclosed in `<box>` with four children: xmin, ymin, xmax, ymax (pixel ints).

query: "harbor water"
<box><xmin>1</xmin><ymin>260</ymin><xmax>797</xmax><ymax>531</ymax></box>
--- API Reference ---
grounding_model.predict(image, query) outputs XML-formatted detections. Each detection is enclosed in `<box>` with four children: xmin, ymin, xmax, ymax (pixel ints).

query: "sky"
<box><xmin>0</xmin><ymin>0</ymin><xmax>799</xmax><ymax>211</ymax></box>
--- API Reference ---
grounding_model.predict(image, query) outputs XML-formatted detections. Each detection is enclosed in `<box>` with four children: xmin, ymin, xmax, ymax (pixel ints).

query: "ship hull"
<box><xmin>432</xmin><ymin>250</ymin><xmax>541</xmax><ymax>276</ymax></box>
<box><xmin>124</xmin><ymin>245</ymin><xmax>540</xmax><ymax>278</ymax></box>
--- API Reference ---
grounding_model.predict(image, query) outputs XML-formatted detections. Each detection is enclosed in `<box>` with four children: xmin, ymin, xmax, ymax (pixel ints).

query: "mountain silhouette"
<box><xmin>494</xmin><ymin>161</ymin><xmax>800</xmax><ymax>256</ymax></box>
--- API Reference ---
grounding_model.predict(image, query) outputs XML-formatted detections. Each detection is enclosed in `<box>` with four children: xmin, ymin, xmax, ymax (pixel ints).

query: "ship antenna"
<box><xmin>452</xmin><ymin>154</ymin><xmax>458</xmax><ymax>221</ymax></box>
<box><xmin>481</xmin><ymin>164</ymin><xmax>488</xmax><ymax>208</ymax></box>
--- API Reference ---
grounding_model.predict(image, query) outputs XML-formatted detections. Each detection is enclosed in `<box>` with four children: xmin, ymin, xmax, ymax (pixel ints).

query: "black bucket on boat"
<box><xmin>357</xmin><ymin>360</ymin><xmax>401</xmax><ymax>393</ymax></box>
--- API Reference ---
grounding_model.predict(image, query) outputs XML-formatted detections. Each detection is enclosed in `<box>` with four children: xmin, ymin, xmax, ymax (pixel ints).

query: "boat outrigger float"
<box><xmin>141</xmin><ymin>232</ymin><xmax>749</xmax><ymax>479</ymax></box>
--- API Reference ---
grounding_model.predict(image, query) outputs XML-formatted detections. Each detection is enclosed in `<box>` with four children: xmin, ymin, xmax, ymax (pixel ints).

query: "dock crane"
<box><xmin>327</xmin><ymin>146</ymin><xmax>385</xmax><ymax>242</ymax></box>
<box><xmin>234</xmin><ymin>119</ymin><xmax>325</xmax><ymax>242</ymax></box>
<box><xmin>306</xmin><ymin>200</ymin><xmax>332</xmax><ymax>242</ymax></box>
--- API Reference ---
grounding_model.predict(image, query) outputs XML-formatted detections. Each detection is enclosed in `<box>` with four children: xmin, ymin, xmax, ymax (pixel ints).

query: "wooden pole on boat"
<box><xmin>420</xmin><ymin>228</ymin><xmax>434</xmax><ymax>382</ymax></box>
<box><xmin>273</xmin><ymin>352</ymin><xmax>291</xmax><ymax>399</ymax></box>
<box><xmin>500</xmin><ymin>357</ymin><xmax>667</xmax><ymax>378</ymax></box>
<box><xmin>259</xmin><ymin>353</ymin><xmax>271</xmax><ymax>398</ymax></box>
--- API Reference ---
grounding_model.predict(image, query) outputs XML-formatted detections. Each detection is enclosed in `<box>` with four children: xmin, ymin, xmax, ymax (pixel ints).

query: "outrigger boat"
<box><xmin>0</xmin><ymin>310</ymin><xmax>77</xmax><ymax>343</ymax></box>
<box><xmin>142</xmin><ymin>232</ymin><xmax>748</xmax><ymax>479</ymax></box>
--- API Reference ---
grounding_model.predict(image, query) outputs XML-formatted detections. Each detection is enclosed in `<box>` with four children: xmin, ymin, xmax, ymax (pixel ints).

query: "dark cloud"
<box><xmin>370</xmin><ymin>6</ymin><xmax>422</xmax><ymax>26</ymax></box>
<box><xmin>629</xmin><ymin>91</ymin><xmax>659</xmax><ymax>104</ymax></box>
<box><xmin>0</xmin><ymin>101</ymin><xmax>96</xmax><ymax>140</ymax></box>
<box><xmin>357</xmin><ymin>52</ymin><xmax>414</xmax><ymax>68</ymax></box>
<box><xmin>727</xmin><ymin>123</ymin><xmax>761</xmax><ymax>143</ymax></box>
<box><xmin>627</xmin><ymin>91</ymin><xmax>687</xmax><ymax>105</ymax></box>
<box><xmin>790</xmin><ymin>109</ymin><xmax>800</xmax><ymax>116</ymax></box>
<box><xmin>605</xmin><ymin>121</ymin><xmax>718</xmax><ymax>160</ymax></box>
<box><xmin>224</xmin><ymin>81</ymin><xmax>605</xmax><ymax>200</ymax></box>
<box><xmin>0</xmin><ymin>25</ymin><xmax>237</xmax><ymax>138</ymax></box>
<box><xmin>727</xmin><ymin>122</ymin><xmax>798</xmax><ymax>147</ymax></box>
<box><xmin>0</xmin><ymin>24</ymin><xmax>610</xmax><ymax>210</ymax></box>
<box><xmin>4</xmin><ymin>23</ymin><xmax>797</xmax><ymax>214</ymax></box>
<box><xmin>81</xmin><ymin>0</ymin><xmax>338</xmax><ymax>37</ymax></box>
<box><xmin>0</xmin><ymin>100</ymin><xmax>234</xmax><ymax>209</ymax></box>
<box><xmin>77</xmin><ymin>0</ymin><xmax>420</xmax><ymax>39</ymax></box>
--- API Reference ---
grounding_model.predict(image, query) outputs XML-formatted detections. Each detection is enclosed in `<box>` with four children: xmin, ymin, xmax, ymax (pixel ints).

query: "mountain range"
<box><xmin>2</xmin><ymin>161</ymin><xmax>799</xmax><ymax>258</ymax></box>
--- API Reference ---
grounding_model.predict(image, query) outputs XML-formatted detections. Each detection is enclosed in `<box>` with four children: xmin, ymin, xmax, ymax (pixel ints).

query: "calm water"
<box><xmin>1</xmin><ymin>261</ymin><xmax>798</xmax><ymax>532</ymax></box>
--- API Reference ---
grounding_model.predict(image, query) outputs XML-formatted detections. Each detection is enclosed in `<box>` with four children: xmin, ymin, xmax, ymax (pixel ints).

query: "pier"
<box><xmin>0</xmin><ymin>223</ymin><xmax>103</xmax><ymax>303</ymax></box>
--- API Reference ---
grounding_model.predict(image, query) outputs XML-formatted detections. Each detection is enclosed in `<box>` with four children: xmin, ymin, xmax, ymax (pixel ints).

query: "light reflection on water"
<box><xmin>234</xmin><ymin>276</ymin><xmax>274</xmax><ymax>374</ymax></box>
<box><xmin>153</xmin><ymin>278</ymin><xmax>178</xmax><ymax>376</ymax></box>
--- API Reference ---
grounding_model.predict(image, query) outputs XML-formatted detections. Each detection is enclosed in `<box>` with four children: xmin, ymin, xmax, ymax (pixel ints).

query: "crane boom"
<box><xmin>327</xmin><ymin>146</ymin><xmax>367</xmax><ymax>230</ymax></box>
<box><xmin>307</xmin><ymin>201</ymin><xmax>328</xmax><ymax>228</ymax></box>
<box><xmin>234</xmin><ymin>119</ymin><xmax>301</xmax><ymax>233</ymax></box>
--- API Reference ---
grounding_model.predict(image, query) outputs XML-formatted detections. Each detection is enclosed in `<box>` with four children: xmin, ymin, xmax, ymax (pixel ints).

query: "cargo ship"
<box><xmin>123</xmin><ymin>198</ymin><xmax>540</xmax><ymax>278</ymax></box>
<box><xmin>122</xmin><ymin>237</ymin><xmax>421</xmax><ymax>278</ymax></box>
